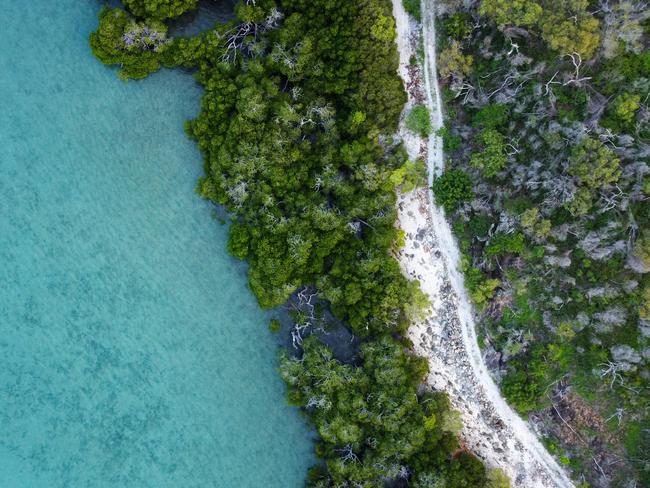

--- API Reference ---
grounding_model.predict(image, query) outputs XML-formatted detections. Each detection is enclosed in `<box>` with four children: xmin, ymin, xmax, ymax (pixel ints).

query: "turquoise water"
<box><xmin>0</xmin><ymin>1</ymin><xmax>313</xmax><ymax>486</ymax></box>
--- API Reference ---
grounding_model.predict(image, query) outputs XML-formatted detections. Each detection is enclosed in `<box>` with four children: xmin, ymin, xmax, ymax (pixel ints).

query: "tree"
<box><xmin>470</xmin><ymin>129</ymin><xmax>507</xmax><ymax>177</ymax></box>
<box><xmin>487</xmin><ymin>468</ymin><xmax>511</xmax><ymax>488</ymax></box>
<box><xmin>485</xmin><ymin>232</ymin><xmax>525</xmax><ymax>256</ymax></box>
<box><xmin>406</xmin><ymin>105</ymin><xmax>433</xmax><ymax>136</ymax></box>
<box><xmin>390</xmin><ymin>159</ymin><xmax>428</xmax><ymax>193</ymax></box>
<box><xmin>640</xmin><ymin>286</ymin><xmax>650</xmax><ymax>320</ymax></box>
<box><xmin>444</xmin><ymin>13</ymin><xmax>472</xmax><ymax>40</ymax></box>
<box><xmin>568</xmin><ymin>137</ymin><xmax>621</xmax><ymax>190</ymax></box>
<box><xmin>520</xmin><ymin>208</ymin><xmax>551</xmax><ymax>241</ymax></box>
<box><xmin>89</xmin><ymin>8</ymin><xmax>169</xmax><ymax>79</ymax></box>
<box><xmin>479</xmin><ymin>0</ymin><xmax>542</xmax><ymax>27</ymax></box>
<box><xmin>438</xmin><ymin>40</ymin><xmax>473</xmax><ymax>80</ymax></box>
<box><xmin>123</xmin><ymin>0</ymin><xmax>197</xmax><ymax>19</ymax></box>
<box><xmin>402</xmin><ymin>0</ymin><xmax>421</xmax><ymax>21</ymax></box>
<box><xmin>472</xmin><ymin>103</ymin><xmax>509</xmax><ymax>130</ymax></box>
<box><xmin>632</xmin><ymin>235</ymin><xmax>650</xmax><ymax>273</ymax></box>
<box><xmin>480</xmin><ymin>0</ymin><xmax>601</xmax><ymax>58</ymax></box>
<box><xmin>565</xmin><ymin>186</ymin><xmax>593</xmax><ymax>217</ymax></box>
<box><xmin>432</xmin><ymin>170</ymin><xmax>473</xmax><ymax>211</ymax></box>
<box><xmin>602</xmin><ymin>1</ymin><xmax>647</xmax><ymax>58</ymax></box>
<box><xmin>539</xmin><ymin>0</ymin><xmax>601</xmax><ymax>58</ymax></box>
<box><xmin>605</xmin><ymin>92</ymin><xmax>641</xmax><ymax>131</ymax></box>
<box><xmin>539</xmin><ymin>11</ymin><xmax>600</xmax><ymax>58</ymax></box>
<box><xmin>279</xmin><ymin>336</ymin><xmax>472</xmax><ymax>486</ymax></box>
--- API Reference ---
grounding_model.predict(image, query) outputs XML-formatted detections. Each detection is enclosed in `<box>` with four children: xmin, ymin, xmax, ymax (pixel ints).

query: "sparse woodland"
<box><xmin>89</xmin><ymin>1</ymin><xmax>508</xmax><ymax>486</ymax></box>
<box><xmin>431</xmin><ymin>0</ymin><xmax>649</xmax><ymax>486</ymax></box>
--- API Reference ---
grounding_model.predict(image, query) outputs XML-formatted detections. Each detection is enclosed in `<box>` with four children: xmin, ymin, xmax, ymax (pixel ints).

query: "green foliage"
<box><xmin>603</xmin><ymin>92</ymin><xmax>641</xmax><ymax>132</ymax></box>
<box><xmin>460</xmin><ymin>256</ymin><xmax>501</xmax><ymax>308</ymax></box>
<box><xmin>436</xmin><ymin>125</ymin><xmax>461</xmax><ymax>152</ymax></box>
<box><xmin>639</xmin><ymin>286</ymin><xmax>650</xmax><ymax>320</ymax></box>
<box><xmin>444</xmin><ymin>13</ymin><xmax>472</xmax><ymax>40</ymax></box>
<box><xmin>402</xmin><ymin>0</ymin><xmax>421</xmax><ymax>21</ymax></box>
<box><xmin>472</xmin><ymin>103</ymin><xmax>509</xmax><ymax>129</ymax></box>
<box><xmin>520</xmin><ymin>208</ymin><xmax>551</xmax><ymax>240</ymax></box>
<box><xmin>539</xmin><ymin>4</ymin><xmax>600</xmax><ymax>58</ymax></box>
<box><xmin>432</xmin><ymin>169</ymin><xmax>473</xmax><ymax>211</ymax></box>
<box><xmin>123</xmin><ymin>0</ymin><xmax>197</xmax><ymax>19</ymax></box>
<box><xmin>485</xmin><ymin>233</ymin><xmax>525</xmax><ymax>256</ymax></box>
<box><xmin>406</xmin><ymin>105</ymin><xmax>433</xmax><ymax>136</ymax></box>
<box><xmin>226</xmin><ymin>223</ymin><xmax>249</xmax><ymax>259</ymax></box>
<box><xmin>633</xmin><ymin>235</ymin><xmax>650</xmax><ymax>272</ymax></box>
<box><xmin>501</xmin><ymin>366</ymin><xmax>544</xmax><ymax>414</ymax></box>
<box><xmin>479</xmin><ymin>0</ymin><xmax>542</xmax><ymax>27</ymax></box>
<box><xmin>89</xmin><ymin>8</ymin><xmax>168</xmax><ymax>79</ymax></box>
<box><xmin>280</xmin><ymin>336</ymin><xmax>489</xmax><ymax>486</ymax></box>
<box><xmin>597</xmin><ymin>50</ymin><xmax>650</xmax><ymax>96</ymax></box>
<box><xmin>480</xmin><ymin>0</ymin><xmax>601</xmax><ymax>58</ymax></box>
<box><xmin>470</xmin><ymin>129</ymin><xmax>507</xmax><ymax>177</ymax></box>
<box><xmin>468</xmin><ymin>213</ymin><xmax>493</xmax><ymax>238</ymax></box>
<box><xmin>487</xmin><ymin>468</ymin><xmax>511</xmax><ymax>488</ymax></box>
<box><xmin>568</xmin><ymin>137</ymin><xmax>621</xmax><ymax>190</ymax></box>
<box><xmin>554</xmin><ymin>84</ymin><xmax>588</xmax><ymax>121</ymax></box>
<box><xmin>438</xmin><ymin>40</ymin><xmax>474</xmax><ymax>79</ymax></box>
<box><xmin>269</xmin><ymin>318</ymin><xmax>282</xmax><ymax>333</ymax></box>
<box><xmin>471</xmin><ymin>278</ymin><xmax>500</xmax><ymax>309</ymax></box>
<box><xmin>565</xmin><ymin>186</ymin><xmax>592</xmax><ymax>217</ymax></box>
<box><xmin>390</xmin><ymin>159</ymin><xmax>428</xmax><ymax>192</ymax></box>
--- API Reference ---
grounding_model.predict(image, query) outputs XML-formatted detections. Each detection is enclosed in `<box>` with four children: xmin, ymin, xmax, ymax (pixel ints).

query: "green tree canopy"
<box><xmin>432</xmin><ymin>169</ymin><xmax>474</xmax><ymax>211</ymax></box>
<box><xmin>470</xmin><ymin>129</ymin><xmax>508</xmax><ymax>177</ymax></box>
<box><xmin>568</xmin><ymin>137</ymin><xmax>621</xmax><ymax>189</ymax></box>
<box><xmin>123</xmin><ymin>0</ymin><xmax>198</xmax><ymax>19</ymax></box>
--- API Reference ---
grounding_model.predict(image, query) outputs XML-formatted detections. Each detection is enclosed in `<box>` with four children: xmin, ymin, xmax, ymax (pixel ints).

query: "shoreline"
<box><xmin>391</xmin><ymin>1</ymin><xmax>575</xmax><ymax>486</ymax></box>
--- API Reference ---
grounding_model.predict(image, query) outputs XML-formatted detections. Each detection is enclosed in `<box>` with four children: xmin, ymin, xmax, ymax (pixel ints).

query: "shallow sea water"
<box><xmin>0</xmin><ymin>1</ymin><xmax>313</xmax><ymax>486</ymax></box>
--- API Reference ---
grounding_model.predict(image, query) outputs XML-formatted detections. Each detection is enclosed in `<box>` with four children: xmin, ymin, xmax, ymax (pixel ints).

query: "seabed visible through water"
<box><xmin>0</xmin><ymin>1</ymin><xmax>313</xmax><ymax>486</ymax></box>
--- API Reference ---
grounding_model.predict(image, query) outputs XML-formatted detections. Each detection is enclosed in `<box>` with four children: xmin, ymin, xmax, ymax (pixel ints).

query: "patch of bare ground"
<box><xmin>533</xmin><ymin>383</ymin><xmax>636</xmax><ymax>487</ymax></box>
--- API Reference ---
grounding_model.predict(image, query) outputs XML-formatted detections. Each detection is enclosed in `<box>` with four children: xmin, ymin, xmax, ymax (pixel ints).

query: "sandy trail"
<box><xmin>391</xmin><ymin>1</ymin><xmax>574</xmax><ymax>486</ymax></box>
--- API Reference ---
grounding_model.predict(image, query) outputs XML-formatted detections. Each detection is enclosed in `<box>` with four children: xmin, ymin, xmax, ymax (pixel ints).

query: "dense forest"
<box><xmin>90</xmin><ymin>1</ymin><xmax>507</xmax><ymax>486</ymax></box>
<box><xmin>429</xmin><ymin>0</ymin><xmax>649</xmax><ymax>486</ymax></box>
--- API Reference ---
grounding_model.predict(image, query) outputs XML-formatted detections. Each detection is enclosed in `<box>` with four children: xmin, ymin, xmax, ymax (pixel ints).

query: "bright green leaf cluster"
<box><xmin>432</xmin><ymin>169</ymin><xmax>473</xmax><ymax>211</ymax></box>
<box><xmin>470</xmin><ymin>129</ymin><xmax>507</xmax><ymax>177</ymax></box>
<box><xmin>123</xmin><ymin>0</ymin><xmax>198</xmax><ymax>19</ymax></box>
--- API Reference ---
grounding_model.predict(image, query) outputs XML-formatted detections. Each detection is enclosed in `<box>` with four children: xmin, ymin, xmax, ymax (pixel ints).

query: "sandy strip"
<box><xmin>391</xmin><ymin>1</ymin><xmax>575</xmax><ymax>486</ymax></box>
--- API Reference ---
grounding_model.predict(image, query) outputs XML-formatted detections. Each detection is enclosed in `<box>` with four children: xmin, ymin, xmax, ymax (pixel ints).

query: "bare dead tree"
<box><xmin>599</xmin><ymin>360</ymin><xmax>625</xmax><ymax>389</ymax></box>
<box><xmin>506</xmin><ymin>37</ymin><xmax>520</xmax><ymax>57</ymax></box>
<box><xmin>219</xmin><ymin>8</ymin><xmax>283</xmax><ymax>63</ymax></box>
<box><xmin>336</xmin><ymin>444</ymin><xmax>359</xmax><ymax>464</ymax></box>
<box><xmin>122</xmin><ymin>25</ymin><xmax>168</xmax><ymax>51</ymax></box>
<box><xmin>306</xmin><ymin>395</ymin><xmax>330</xmax><ymax>410</ymax></box>
<box><xmin>605</xmin><ymin>407</ymin><xmax>625</xmax><ymax>426</ymax></box>
<box><xmin>563</xmin><ymin>52</ymin><xmax>593</xmax><ymax>86</ymax></box>
<box><xmin>544</xmin><ymin>70</ymin><xmax>561</xmax><ymax>97</ymax></box>
<box><xmin>506</xmin><ymin>138</ymin><xmax>521</xmax><ymax>155</ymax></box>
<box><xmin>487</xmin><ymin>74</ymin><xmax>516</xmax><ymax>99</ymax></box>
<box><xmin>599</xmin><ymin>127</ymin><xmax>621</xmax><ymax>148</ymax></box>
<box><xmin>452</xmin><ymin>81</ymin><xmax>475</xmax><ymax>104</ymax></box>
<box><xmin>597</xmin><ymin>185</ymin><xmax>628</xmax><ymax>213</ymax></box>
<box><xmin>289</xmin><ymin>286</ymin><xmax>318</xmax><ymax>348</ymax></box>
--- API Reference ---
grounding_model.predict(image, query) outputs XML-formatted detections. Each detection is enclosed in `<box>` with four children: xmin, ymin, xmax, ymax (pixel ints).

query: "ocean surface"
<box><xmin>0</xmin><ymin>1</ymin><xmax>313</xmax><ymax>486</ymax></box>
